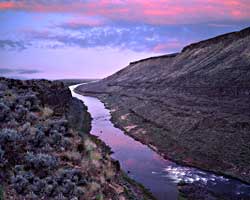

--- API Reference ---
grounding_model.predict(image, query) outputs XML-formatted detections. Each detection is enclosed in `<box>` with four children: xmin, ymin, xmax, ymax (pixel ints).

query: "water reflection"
<box><xmin>70</xmin><ymin>84</ymin><xmax>250</xmax><ymax>200</ymax></box>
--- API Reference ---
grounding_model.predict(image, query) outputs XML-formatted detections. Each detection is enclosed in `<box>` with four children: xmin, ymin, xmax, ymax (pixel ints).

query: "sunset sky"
<box><xmin>0</xmin><ymin>0</ymin><xmax>249</xmax><ymax>79</ymax></box>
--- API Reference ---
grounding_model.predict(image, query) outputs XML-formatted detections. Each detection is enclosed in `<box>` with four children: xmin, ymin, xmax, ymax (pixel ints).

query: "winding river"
<box><xmin>70</xmin><ymin>84</ymin><xmax>250</xmax><ymax>200</ymax></box>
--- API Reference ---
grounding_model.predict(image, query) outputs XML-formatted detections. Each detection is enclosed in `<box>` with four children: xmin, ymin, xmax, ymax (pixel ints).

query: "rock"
<box><xmin>178</xmin><ymin>182</ymin><xmax>218</xmax><ymax>200</ymax></box>
<box><xmin>67</xmin><ymin>97</ymin><xmax>91</xmax><ymax>134</ymax></box>
<box><xmin>37</xmin><ymin>83</ymin><xmax>71</xmax><ymax>115</ymax></box>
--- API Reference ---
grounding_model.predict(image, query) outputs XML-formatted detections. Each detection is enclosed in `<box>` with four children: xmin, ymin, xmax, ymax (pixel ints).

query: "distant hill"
<box><xmin>55</xmin><ymin>79</ymin><xmax>99</xmax><ymax>87</ymax></box>
<box><xmin>77</xmin><ymin>27</ymin><xmax>250</xmax><ymax>183</ymax></box>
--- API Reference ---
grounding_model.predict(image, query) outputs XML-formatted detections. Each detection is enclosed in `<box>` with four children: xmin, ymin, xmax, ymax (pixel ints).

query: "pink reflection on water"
<box><xmin>70</xmin><ymin>84</ymin><xmax>250</xmax><ymax>200</ymax></box>
<box><xmin>92</xmin><ymin>124</ymin><xmax>147</xmax><ymax>151</ymax></box>
<box><xmin>124</xmin><ymin>158</ymin><xmax>136</xmax><ymax>167</ymax></box>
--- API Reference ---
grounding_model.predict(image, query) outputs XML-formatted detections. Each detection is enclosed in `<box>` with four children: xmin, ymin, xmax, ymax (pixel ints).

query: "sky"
<box><xmin>0</xmin><ymin>0</ymin><xmax>249</xmax><ymax>79</ymax></box>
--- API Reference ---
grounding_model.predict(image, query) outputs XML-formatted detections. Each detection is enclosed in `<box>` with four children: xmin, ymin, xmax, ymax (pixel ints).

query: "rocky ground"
<box><xmin>0</xmin><ymin>77</ymin><xmax>155</xmax><ymax>200</ymax></box>
<box><xmin>177</xmin><ymin>182</ymin><xmax>223</xmax><ymax>200</ymax></box>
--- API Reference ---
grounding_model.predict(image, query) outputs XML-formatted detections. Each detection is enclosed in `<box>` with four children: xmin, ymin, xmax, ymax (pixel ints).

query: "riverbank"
<box><xmin>75</xmin><ymin>28</ymin><xmax>250</xmax><ymax>185</ymax></box>
<box><xmin>0</xmin><ymin>77</ymin><xmax>155</xmax><ymax>200</ymax></box>
<box><xmin>74</xmin><ymin>88</ymin><xmax>250</xmax><ymax>200</ymax></box>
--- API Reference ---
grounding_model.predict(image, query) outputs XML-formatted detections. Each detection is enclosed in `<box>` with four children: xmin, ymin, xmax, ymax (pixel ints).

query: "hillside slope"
<box><xmin>0</xmin><ymin>77</ymin><xmax>155</xmax><ymax>200</ymax></box>
<box><xmin>77</xmin><ymin>27</ymin><xmax>250</xmax><ymax>183</ymax></box>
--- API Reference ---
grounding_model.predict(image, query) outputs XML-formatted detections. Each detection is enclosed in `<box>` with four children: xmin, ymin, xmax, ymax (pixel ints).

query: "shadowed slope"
<box><xmin>77</xmin><ymin>27</ymin><xmax>250</xmax><ymax>183</ymax></box>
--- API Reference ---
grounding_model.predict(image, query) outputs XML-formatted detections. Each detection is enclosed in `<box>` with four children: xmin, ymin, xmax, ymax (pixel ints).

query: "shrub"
<box><xmin>42</xmin><ymin>107</ymin><xmax>54</xmax><ymax>118</ymax></box>
<box><xmin>0</xmin><ymin>102</ymin><xmax>10</xmax><ymax>121</ymax></box>
<box><xmin>0</xmin><ymin>185</ymin><xmax>3</xmax><ymax>200</ymax></box>
<box><xmin>0</xmin><ymin>146</ymin><xmax>5</xmax><ymax>166</ymax></box>
<box><xmin>11</xmin><ymin>175</ymin><xmax>29</xmax><ymax>194</ymax></box>
<box><xmin>0</xmin><ymin>129</ymin><xmax>21</xmax><ymax>144</ymax></box>
<box><xmin>0</xmin><ymin>146</ymin><xmax>4</xmax><ymax>160</ymax></box>
<box><xmin>25</xmin><ymin>152</ymin><xmax>58</xmax><ymax>171</ymax></box>
<box><xmin>33</xmin><ymin>130</ymin><xmax>46</xmax><ymax>147</ymax></box>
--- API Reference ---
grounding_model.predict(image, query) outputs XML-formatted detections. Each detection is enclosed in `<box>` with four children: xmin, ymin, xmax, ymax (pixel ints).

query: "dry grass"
<box><xmin>42</xmin><ymin>107</ymin><xmax>54</xmax><ymax>118</ymax></box>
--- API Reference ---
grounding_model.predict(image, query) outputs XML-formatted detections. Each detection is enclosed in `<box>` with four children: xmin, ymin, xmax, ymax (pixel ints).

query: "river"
<box><xmin>70</xmin><ymin>84</ymin><xmax>250</xmax><ymax>200</ymax></box>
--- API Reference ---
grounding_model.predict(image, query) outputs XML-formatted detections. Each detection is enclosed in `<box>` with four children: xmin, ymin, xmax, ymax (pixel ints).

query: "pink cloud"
<box><xmin>0</xmin><ymin>0</ymin><xmax>249</xmax><ymax>25</ymax></box>
<box><xmin>152</xmin><ymin>40</ymin><xmax>187</xmax><ymax>53</ymax></box>
<box><xmin>0</xmin><ymin>2</ymin><xmax>15</xmax><ymax>9</ymax></box>
<box><xmin>64</xmin><ymin>17</ymin><xmax>105</xmax><ymax>28</ymax></box>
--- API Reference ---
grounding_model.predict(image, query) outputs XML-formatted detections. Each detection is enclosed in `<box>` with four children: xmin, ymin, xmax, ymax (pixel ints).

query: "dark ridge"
<box><xmin>182</xmin><ymin>26</ymin><xmax>250</xmax><ymax>52</ymax></box>
<box><xmin>128</xmin><ymin>27</ymin><xmax>250</xmax><ymax>67</ymax></box>
<box><xmin>129</xmin><ymin>53</ymin><xmax>179</xmax><ymax>65</ymax></box>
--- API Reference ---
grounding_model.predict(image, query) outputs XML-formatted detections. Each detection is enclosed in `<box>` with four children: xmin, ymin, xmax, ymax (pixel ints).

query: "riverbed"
<box><xmin>70</xmin><ymin>84</ymin><xmax>250</xmax><ymax>200</ymax></box>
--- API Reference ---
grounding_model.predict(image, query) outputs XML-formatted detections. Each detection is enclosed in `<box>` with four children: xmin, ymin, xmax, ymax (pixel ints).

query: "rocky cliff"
<box><xmin>0</xmin><ymin>77</ymin><xmax>154</xmax><ymax>200</ymax></box>
<box><xmin>77</xmin><ymin>27</ymin><xmax>250</xmax><ymax>183</ymax></box>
